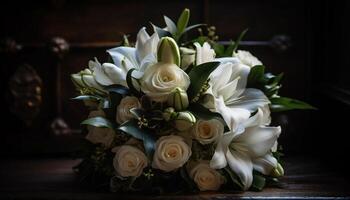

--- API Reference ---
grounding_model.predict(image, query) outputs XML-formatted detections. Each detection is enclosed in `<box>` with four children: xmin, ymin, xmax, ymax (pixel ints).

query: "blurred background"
<box><xmin>0</xmin><ymin>0</ymin><xmax>349</xmax><ymax>174</ymax></box>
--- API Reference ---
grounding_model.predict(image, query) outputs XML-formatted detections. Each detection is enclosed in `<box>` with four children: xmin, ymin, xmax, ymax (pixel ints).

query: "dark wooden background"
<box><xmin>0</xmin><ymin>0</ymin><xmax>349</xmax><ymax>174</ymax></box>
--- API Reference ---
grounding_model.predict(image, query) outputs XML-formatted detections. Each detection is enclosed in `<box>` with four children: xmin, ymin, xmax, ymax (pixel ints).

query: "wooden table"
<box><xmin>0</xmin><ymin>157</ymin><xmax>349</xmax><ymax>199</ymax></box>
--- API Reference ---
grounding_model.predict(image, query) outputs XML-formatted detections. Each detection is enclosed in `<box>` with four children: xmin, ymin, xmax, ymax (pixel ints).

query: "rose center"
<box><xmin>199</xmin><ymin>124</ymin><xmax>212</xmax><ymax>138</ymax></box>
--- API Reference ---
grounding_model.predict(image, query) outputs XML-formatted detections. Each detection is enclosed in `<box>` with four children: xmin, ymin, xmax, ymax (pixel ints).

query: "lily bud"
<box><xmin>180</xmin><ymin>47</ymin><xmax>195</xmax><ymax>70</ymax></box>
<box><xmin>174</xmin><ymin>111</ymin><xmax>196</xmax><ymax>131</ymax></box>
<box><xmin>163</xmin><ymin>107</ymin><xmax>176</xmax><ymax>121</ymax></box>
<box><xmin>157</xmin><ymin>37</ymin><xmax>180</xmax><ymax>66</ymax></box>
<box><xmin>271</xmin><ymin>163</ymin><xmax>284</xmax><ymax>177</ymax></box>
<box><xmin>167</xmin><ymin>87</ymin><xmax>189</xmax><ymax>111</ymax></box>
<box><xmin>71</xmin><ymin>69</ymin><xmax>106</xmax><ymax>95</ymax></box>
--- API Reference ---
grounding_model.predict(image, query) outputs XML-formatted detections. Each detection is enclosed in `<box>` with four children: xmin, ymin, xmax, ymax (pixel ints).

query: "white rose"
<box><xmin>235</xmin><ymin>50</ymin><xmax>262</xmax><ymax>67</ymax></box>
<box><xmin>152</xmin><ymin>135</ymin><xmax>192</xmax><ymax>172</ymax></box>
<box><xmin>85</xmin><ymin>127</ymin><xmax>115</xmax><ymax>147</ymax></box>
<box><xmin>112</xmin><ymin>145</ymin><xmax>148</xmax><ymax>177</ymax></box>
<box><xmin>140</xmin><ymin>63</ymin><xmax>190</xmax><ymax>102</ymax></box>
<box><xmin>116</xmin><ymin>96</ymin><xmax>141</xmax><ymax>124</ymax></box>
<box><xmin>189</xmin><ymin>161</ymin><xmax>225</xmax><ymax>191</ymax></box>
<box><xmin>192</xmin><ymin>119</ymin><xmax>224</xmax><ymax>145</ymax></box>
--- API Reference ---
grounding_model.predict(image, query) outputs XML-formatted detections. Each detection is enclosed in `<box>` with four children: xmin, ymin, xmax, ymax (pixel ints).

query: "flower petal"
<box><xmin>107</xmin><ymin>47</ymin><xmax>139</xmax><ymax>70</ymax></box>
<box><xmin>102</xmin><ymin>63</ymin><xmax>127</xmax><ymax>87</ymax></box>
<box><xmin>92</xmin><ymin>63</ymin><xmax>114</xmax><ymax>86</ymax></box>
<box><xmin>215</xmin><ymin>96</ymin><xmax>250</xmax><ymax>133</ymax></box>
<box><xmin>253</xmin><ymin>153</ymin><xmax>277</xmax><ymax>175</ymax></box>
<box><xmin>234</xmin><ymin>126</ymin><xmax>281</xmax><ymax>158</ymax></box>
<box><xmin>225</xmin><ymin>88</ymin><xmax>270</xmax><ymax>112</ymax></box>
<box><xmin>226</xmin><ymin>150</ymin><xmax>253</xmax><ymax>190</ymax></box>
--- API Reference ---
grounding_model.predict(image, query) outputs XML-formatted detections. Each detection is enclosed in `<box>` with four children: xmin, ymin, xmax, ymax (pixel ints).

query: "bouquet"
<box><xmin>71</xmin><ymin>8</ymin><xmax>314</xmax><ymax>193</ymax></box>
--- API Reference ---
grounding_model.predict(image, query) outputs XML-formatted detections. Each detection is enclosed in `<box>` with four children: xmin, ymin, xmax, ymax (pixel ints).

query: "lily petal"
<box><xmin>226</xmin><ymin>88</ymin><xmax>270</xmax><ymax>112</ymax></box>
<box><xmin>253</xmin><ymin>153</ymin><xmax>277</xmax><ymax>175</ymax></box>
<box><xmin>234</xmin><ymin>126</ymin><xmax>281</xmax><ymax>158</ymax></box>
<box><xmin>102</xmin><ymin>63</ymin><xmax>127</xmax><ymax>87</ymax></box>
<box><xmin>92</xmin><ymin>63</ymin><xmax>114</xmax><ymax>86</ymax></box>
<box><xmin>226</xmin><ymin>150</ymin><xmax>253</xmax><ymax>190</ymax></box>
<box><xmin>215</xmin><ymin>96</ymin><xmax>250</xmax><ymax>133</ymax></box>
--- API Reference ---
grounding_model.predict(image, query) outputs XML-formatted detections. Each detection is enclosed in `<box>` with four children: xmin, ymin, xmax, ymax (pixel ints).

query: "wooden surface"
<box><xmin>0</xmin><ymin>157</ymin><xmax>349</xmax><ymax>199</ymax></box>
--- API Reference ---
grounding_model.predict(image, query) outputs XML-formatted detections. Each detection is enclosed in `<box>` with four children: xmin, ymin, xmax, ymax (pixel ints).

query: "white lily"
<box><xmin>201</xmin><ymin>57</ymin><xmax>270</xmax><ymax>133</ymax></box>
<box><xmin>71</xmin><ymin>68</ymin><xmax>106</xmax><ymax>95</ymax></box>
<box><xmin>100</xmin><ymin>27</ymin><xmax>159</xmax><ymax>87</ymax></box>
<box><xmin>210</xmin><ymin>108</ymin><xmax>281</xmax><ymax>190</ymax></box>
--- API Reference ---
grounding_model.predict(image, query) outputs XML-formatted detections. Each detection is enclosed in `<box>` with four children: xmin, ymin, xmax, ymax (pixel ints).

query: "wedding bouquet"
<box><xmin>71</xmin><ymin>9</ymin><xmax>314</xmax><ymax>193</ymax></box>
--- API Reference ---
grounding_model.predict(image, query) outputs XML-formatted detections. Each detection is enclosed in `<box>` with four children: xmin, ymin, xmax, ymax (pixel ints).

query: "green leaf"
<box><xmin>270</xmin><ymin>97</ymin><xmax>317</xmax><ymax>112</ymax></box>
<box><xmin>223</xmin><ymin>41</ymin><xmax>235</xmax><ymax>57</ymax></box>
<box><xmin>105</xmin><ymin>84</ymin><xmax>129</xmax><ymax>95</ymax></box>
<box><xmin>187</xmin><ymin>61</ymin><xmax>221</xmax><ymax>101</ymax></box>
<box><xmin>81</xmin><ymin>117</ymin><xmax>115</xmax><ymax>129</ymax></box>
<box><xmin>232</xmin><ymin>29</ymin><xmax>248</xmax><ymax>53</ymax></box>
<box><xmin>188</xmin><ymin>103</ymin><xmax>222</xmax><ymax>120</ymax></box>
<box><xmin>71</xmin><ymin>95</ymin><xmax>101</xmax><ymax>101</ymax></box>
<box><xmin>212</xmin><ymin>43</ymin><xmax>225</xmax><ymax>57</ymax></box>
<box><xmin>117</xmin><ymin>120</ymin><xmax>156</xmax><ymax>158</ymax></box>
<box><xmin>177</xmin><ymin>8</ymin><xmax>190</xmax><ymax>36</ymax></box>
<box><xmin>223</xmin><ymin>168</ymin><xmax>244</xmax><ymax>190</ymax></box>
<box><xmin>151</xmin><ymin>23</ymin><xmax>172</xmax><ymax>38</ymax></box>
<box><xmin>164</xmin><ymin>16</ymin><xmax>177</xmax><ymax>35</ymax></box>
<box><xmin>126</xmin><ymin>69</ymin><xmax>142</xmax><ymax>97</ymax></box>
<box><xmin>251</xmin><ymin>174</ymin><xmax>266</xmax><ymax>191</ymax></box>
<box><xmin>247</xmin><ymin>65</ymin><xmax>266</xmax><ymax>87</ymax></box>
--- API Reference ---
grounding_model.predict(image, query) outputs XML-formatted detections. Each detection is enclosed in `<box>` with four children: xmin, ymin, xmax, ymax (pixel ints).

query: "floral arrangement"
<box><xmin>71</xmin><ymin>9</ymin><xmax>314</xmax><ymax>193</ymax></box>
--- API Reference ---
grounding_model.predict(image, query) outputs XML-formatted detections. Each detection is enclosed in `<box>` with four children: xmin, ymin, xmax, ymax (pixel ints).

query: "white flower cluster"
<box><xmin>72</xmin><ymin>24</ymin><xmax>283</xmax><ymax>191</ymax></box>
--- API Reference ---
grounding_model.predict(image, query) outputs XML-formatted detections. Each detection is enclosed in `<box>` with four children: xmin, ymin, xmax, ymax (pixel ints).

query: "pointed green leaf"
<box><xmin>270</xmin><ymin>97</ymin><xmax>317</xmax><ymax>112</ymax></box>
<box><xmin>232</xmin><ymin>29</ymin><xmax>248</xmax><ymax>53</ymax></box>
<box><xmin>187</xmin><ymin>62</ymin><xmax>221</xmax><ymax>100</ymax></box>
<box><xmin>81</xmin><ymin>117</ymin><xmax>115</xmax><ymax>129</ymax></box>
<box><xmin>177</xmin><ymin>8</ymin><xmax>190</xmax><ymax>35</ymax></box>
<box><xmin>247</xmin><ymin>65</ymin><xmax>266</xmax><ymax>87</ymax></box>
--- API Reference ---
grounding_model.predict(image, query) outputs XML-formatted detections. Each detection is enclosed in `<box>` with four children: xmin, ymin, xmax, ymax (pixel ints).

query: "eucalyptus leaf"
<box><xmin>72</xmin><ymin>95</ymin><xmax>101</xmax><ymax>101</ymax></box>
<box><xmin>105</xmin><ymin>84</ymin><xmax>129</xmax><ymax>95</ymax></box>
<box><xmin>270</xmin><ymin>96</ymin><xmax>316</xmax><ymax>112</ymax></box>
<box><xmin>187</xmin><ymin>61</ymin><xmax>220</xmax><ymax>100</ymax></box>
<box><xmin>117</xmin><ymin>120</ymin><xmax>156</xmax><ymax>158</ymax></box>
<box><xmin>81</xmin><ymin>117</ymin><xmax>115</xmax><ymax>129</ymax></box>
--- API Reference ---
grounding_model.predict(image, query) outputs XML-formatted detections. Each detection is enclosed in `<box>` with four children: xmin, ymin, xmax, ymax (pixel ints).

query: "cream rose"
<box><xmin>189</xmin><ymin>161</ymin><xmax>225</xmax><ymax>191</ymax></box>
<box><xmin>116</xmin><ymin>96</ymin><xmax>141</xmax><ymax>124</ymax></box>
<box><xmin>192</xmin><ymin>119</ymin><xmax>224</xmax><ymax>144</ymax></box>
<box><xmin>152</xmin><ymin>135</ymin><xmax>191</xmax><ymax>172</ymax></box>
<box><xmin>140</xmin><ymin>63</ymin><xmax>190</xmax><ymax>102</ymax></box>
<box><xmin>112</xmin><ymin>145</ymin><xmax>148</xmax><ymax>177</ymax></box>
<box><xmin>235</xmin><ymin>50</ymin><xmax>262</xmax><ymax>67</ymax></box>
<box><xmin>85</xmin><ymin>127</ymin><xmax>115</xmax><ymax>147</ymax></box>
